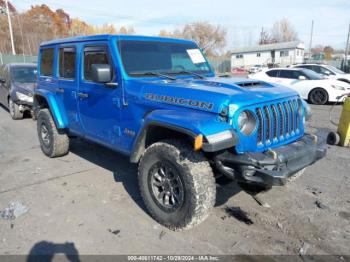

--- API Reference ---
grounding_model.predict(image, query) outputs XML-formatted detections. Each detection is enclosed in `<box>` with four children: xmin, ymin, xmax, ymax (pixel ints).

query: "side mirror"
<box><xmin>0</xmin><ymin>77</ymin><xmax>5</xmax><ymax>84</ymax></box>
<box><xmin>91</xmin><ymin>64</ymin><xmax>112</xmax><ymax>83</ymax></box>
<box><xmin>298</xmin><ymin>75</ymin><xmax>306</xmax><ymax>80</ymax></box>
<box><xmin>324</xmin><ymin>70</ymin><xmax>331</xmax><ymax>76</ymax></box>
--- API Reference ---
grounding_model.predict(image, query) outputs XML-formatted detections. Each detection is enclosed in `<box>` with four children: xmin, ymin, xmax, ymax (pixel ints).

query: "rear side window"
<box><xmin>266</xmin><ymin>70</ymin><xmax>279</xmax><ymax>77</ymax></box>
<box><xmin>40</xmin><ymin>48</ymin><xmax>54</xmax><ymax>77</ymax></box>
<box><xmin>279</xmin><ymin>70</ymin><xmax>294</xmax><ymax>79</ymax></box>
<box><xmin>83</xmin><ymin>46</ymin><xmax>110</xmax><ymax>81</ymax></box>
<box><xmin>59</xmin><ymin>47</ymin><xmax>76</xmax><ymax>79</ymax></box>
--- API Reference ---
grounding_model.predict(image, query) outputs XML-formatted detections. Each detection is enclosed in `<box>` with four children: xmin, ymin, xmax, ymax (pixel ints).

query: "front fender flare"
<box><xmin>130</xmin><ymin>109</ymin><xmax>237</xmax><ymax>163</ymax></box>
<box><xmin>34</xmin><ymin>90</ymin><xmax>68</xmax><ymax>129</ymax></box>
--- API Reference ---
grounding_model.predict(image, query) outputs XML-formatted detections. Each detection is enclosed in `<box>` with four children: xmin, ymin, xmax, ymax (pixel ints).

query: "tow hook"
<box><xmin>267</xmin><ymin>149</ymin><xmax>277</xmax><ymax>160</ymax></box>
<box><xmin>310</xmin><ymin>134</ymin><xmax>318</xmax><ymax>145</ymax></box>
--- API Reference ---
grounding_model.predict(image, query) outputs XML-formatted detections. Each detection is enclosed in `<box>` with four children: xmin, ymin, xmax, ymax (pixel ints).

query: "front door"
<box><xmin>77</xmin><ymin>43</ymin><xmax>122</xmax><ymax>148</ymax></box>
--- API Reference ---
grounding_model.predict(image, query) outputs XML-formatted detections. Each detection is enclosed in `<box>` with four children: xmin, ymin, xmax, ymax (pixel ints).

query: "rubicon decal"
<box><xmin>145</xmin><ymin>93</ymin><xmax>214</xmax><ymax>111</ymax></box>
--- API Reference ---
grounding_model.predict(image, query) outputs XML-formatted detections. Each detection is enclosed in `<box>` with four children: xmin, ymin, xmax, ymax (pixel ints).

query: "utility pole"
<box><xmin>344</xmin><ymin>22</ymin><xmax>350</xmax><ymax>72</ymax></box>
<box><xmin>308</xmin><ymin>20</ymin><xmax>314</xmax><ymax>60</ymax></box>
<box><xmin>5</xmin><ymin>0</ymin><xmax>16</xmax><ymax>55</ymax></box>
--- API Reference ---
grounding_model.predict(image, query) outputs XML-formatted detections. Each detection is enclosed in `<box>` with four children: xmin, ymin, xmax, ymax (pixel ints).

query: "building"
<box><xmin>231</xmin><ymin>41</ymin><xmax>305</xmax><ymax>69</ymax></box>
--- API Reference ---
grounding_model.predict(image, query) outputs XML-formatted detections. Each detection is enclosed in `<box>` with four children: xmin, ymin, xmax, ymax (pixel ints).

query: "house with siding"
<box><xmin>231</xmin><ymin>41</ymin><xmax>305</xmax><ymax>69</ymax></box>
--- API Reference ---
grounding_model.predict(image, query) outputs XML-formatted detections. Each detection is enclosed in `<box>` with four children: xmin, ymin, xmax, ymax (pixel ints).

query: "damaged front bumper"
<box><xmin>214</xmin><ymin>134</ymin><xmax>327</xmax><ymax>187</ymax></box>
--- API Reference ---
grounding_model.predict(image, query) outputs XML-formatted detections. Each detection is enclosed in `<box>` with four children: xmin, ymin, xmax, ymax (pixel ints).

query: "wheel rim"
<box><xmin>9</xmin><ymin>99</ymin><xmax>15</xmax><ymax>117</ymax></box>
<box><xmin>312</xmin><ymin>89</ymin><xmax>327</xmax><ymax>104</ymax></box>
<box><xmin>40</xmin><ymin>123</ymin><xmax>51</xmax><ymax>146</ymax></box>
<box><xmin>148</xmin><ymin>161</ymin><xmax>184</xmax><ymax>213</ymax></box>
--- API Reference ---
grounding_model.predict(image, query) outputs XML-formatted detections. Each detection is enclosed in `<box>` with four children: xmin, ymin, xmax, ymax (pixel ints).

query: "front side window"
<box><xmin>83</xmin><ymin>46</ymin><xmax>110</xmax><ymax>81</ymax></box>
<box><xmin>117</xmin><ymin>40</ymin><xmax>212</xmax><ymax>77</ymax></box>
<box><xmin>40</xmin><ymin>48</ymin><xmax>54</xmax><ymax>77</ymax></box>
<box><xmin>279</xmin><ymin>70</ymin><xmax>293</xmax><ymax>79</ymax></box>
<box><xmin>59</xmin><ymin>47</ymin><xmax>76</xmax><ymax>79</ymax></box>
<box><xmin>11</xmin><ymin>67</ymin><xmax>37</xmax><ymax>83</ymax></box>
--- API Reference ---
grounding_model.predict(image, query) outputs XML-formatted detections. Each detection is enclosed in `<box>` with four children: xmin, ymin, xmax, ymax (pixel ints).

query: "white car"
<box><xmin>293</xmin><ymin>64</ymin><xmax>350</xmax><ymax>84</ymax></box>
<box><xmin>248</xmin><ymin>65</ymin><xmax>267</xmax><ymax>74</ymax></box>
<box><xmin>249</xmin><ymin>68</ymin><xmax>350</xmax><ymax>105</ymax></box>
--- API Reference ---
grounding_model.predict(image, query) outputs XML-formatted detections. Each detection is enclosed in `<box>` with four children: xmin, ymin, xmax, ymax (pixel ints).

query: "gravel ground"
<box><xmin>0</xmin><ymin>103</ymin><xmax>349</xmax><ymax>257</ymax></box>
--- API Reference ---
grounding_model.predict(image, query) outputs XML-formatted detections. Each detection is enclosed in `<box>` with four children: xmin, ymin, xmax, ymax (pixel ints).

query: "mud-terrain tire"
<box><xmin>37</xmin><ymin>108</ymin><xmax>69</xmax><ymax>157</ymax></box>
<box><xmin>8</xmin><ymin>97</ymin><xmax>23</xmax><ymax>120</ymax></box>
<box><xmin>138</xmin><ymin>140</ymin><xmax>216</xmax><ymax>231</ymax></box>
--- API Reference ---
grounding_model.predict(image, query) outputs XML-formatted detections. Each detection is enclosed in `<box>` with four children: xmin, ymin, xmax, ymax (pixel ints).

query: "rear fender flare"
<box><xmin>34</xmin><ymin>90</ymin><xmax>68</xmax><ymax>129</ymax></box>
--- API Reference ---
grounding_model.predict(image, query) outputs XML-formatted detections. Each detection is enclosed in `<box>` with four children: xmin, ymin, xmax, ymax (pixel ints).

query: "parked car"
<box><xmin>34</xmin><ymin>35</ymin><xmax>326</xmax><ymax>230</ymax></box>
<box><xmin>293</xmin><ymin>64</ymin><xmax>350</xmax><ymax>84</ymax></box>
<box><xmin>0</xmin><ymin>63</ymin><xmax>37</xmax><ymax>119</ymax></box>
<box><xmin>248</xmin><ymin>65</ymin><xmax>266</xmax><ymax>74</ymax></box>
<box><xmin>249</xmin><ymin>68</ymin><xmax>350</xmax><ymax>104</ymax></box>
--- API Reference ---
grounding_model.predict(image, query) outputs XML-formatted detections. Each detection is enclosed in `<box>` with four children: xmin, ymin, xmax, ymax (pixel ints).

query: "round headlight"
<box><xmin>237</xmin><ymin>110</ymin><xmax>256</xmax><ymax>135</ymax></box>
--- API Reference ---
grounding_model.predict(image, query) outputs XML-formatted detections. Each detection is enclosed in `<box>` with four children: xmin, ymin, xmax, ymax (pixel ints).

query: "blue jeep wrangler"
<box><xmin>34</xmin><ymin>35</ymin><xmax>326</xmax><ymax>230</ymax></box>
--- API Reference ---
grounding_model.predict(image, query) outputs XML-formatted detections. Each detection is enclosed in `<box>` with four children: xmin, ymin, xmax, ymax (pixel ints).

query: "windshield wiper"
<box><xmin>129</xmin><ymin>71</ymin><xmax>176</xmax><ymax>80</ymax></box>
<box><xmin>173</xmin><ymin>70</ymin><xmax>206</xmax><ymax>79</ymax></box>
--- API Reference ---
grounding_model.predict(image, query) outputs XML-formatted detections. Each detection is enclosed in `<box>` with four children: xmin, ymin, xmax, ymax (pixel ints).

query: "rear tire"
<box><xmin>8</xmin><ymin>97</ymin><xmax>23</xmax><ymax>120</ymax></box>
<box><xmin>138</xmin><ymin>140</ymin><xmax>216</xmax><ymax>230</ymax></box>
<box><xmin>308</xmin><ymin>88</ymin><xmax>328</xmax><ymax>105</ymax></box>
<box><xmin>37</xmin><ymin>108</ymin><xmax>69</xmax><ymax>157</ymax></box>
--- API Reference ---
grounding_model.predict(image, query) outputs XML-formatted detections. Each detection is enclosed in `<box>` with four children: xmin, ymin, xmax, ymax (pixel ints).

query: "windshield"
<box><xmin>325</xmin><ymin>65</ymin><xmax>345</xmax><ymax>74</ymax></box>
<box><xmin>117</xmin><ymin>40</ymin><xmax>212</xmax><ymax>77</ymax></box>
<box><xmin>11</xmin><ymin>67</ymin><xmax>37</xmax><ymax>83</ymax></box>
<box><xmin>302</xmin><ymin>69</ymin><xmax>324</xmax><ymax>80</ymax></box>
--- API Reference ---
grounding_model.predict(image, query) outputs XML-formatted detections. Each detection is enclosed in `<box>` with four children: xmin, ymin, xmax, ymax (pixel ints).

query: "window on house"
<box><xmin>236</xmin><ymin>54</ymin><xmax>243</xmax><ymax>59</ymax></box>
<box><xmin>280</xmin><ymin>50</ymin><xmax>289</xmax><ymax>57</ymax></box>
<box><xmin>257</xmin><ymin>53</ymin><xmax>261</xmax><ymax>57</ymax></box>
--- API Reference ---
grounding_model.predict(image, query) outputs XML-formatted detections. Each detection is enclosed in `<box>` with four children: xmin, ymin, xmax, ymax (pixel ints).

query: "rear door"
<box><xmin>77</xmin><ymin>43</ymin><xmax>123</xmax><ymax>147</ymax></box>
<box><xmin>57</xmin><ymin>46</ymin><xmax>81</xmax><ymax>133</ymax></box>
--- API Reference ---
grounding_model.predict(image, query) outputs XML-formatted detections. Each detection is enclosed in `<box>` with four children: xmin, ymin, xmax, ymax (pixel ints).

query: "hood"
<box><xmin>12</xmin><ymin>82</ymin><xmax>36</xmax><ymax>95</ymax></box>
<box><xmin>311</xmin><ymin>79</ymin><xmax>350</xmax><ymax>89</ymax></box>
<box><xmin>135</xmin><ymin>77</ymin><xmax>298</xmax><ymax>114</ymax></box>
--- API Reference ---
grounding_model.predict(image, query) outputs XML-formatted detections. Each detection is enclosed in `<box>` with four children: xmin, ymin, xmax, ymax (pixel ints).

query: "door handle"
<box><xmin>78</xmin><ymin>92</ymin><xmax>89</xmax><ymax>99</ymax></box>
<box><xmin>56</xmin><ymin>88</ymin><xmax>64</xmax><ymax>94</ymax></box>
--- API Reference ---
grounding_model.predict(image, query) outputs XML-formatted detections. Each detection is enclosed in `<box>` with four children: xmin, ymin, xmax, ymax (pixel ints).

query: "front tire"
<box><xmin>8</xmin><ymin>97</ymin><xmax>23</xmax><ymax>120</ymax></box>
<box><xmin>138</xmin><ymin>140</ymin><xmax>216</xmax><ymax>230</ymax></box>
<box><xmin>37</xmin><ymin>108</ymin><xmax>69</xmax><ymax>157</ymax></box>
<box><xmin>308</xmin><ymin>88</ymin><xmax>328</xmax><ymax>105</ymax></box>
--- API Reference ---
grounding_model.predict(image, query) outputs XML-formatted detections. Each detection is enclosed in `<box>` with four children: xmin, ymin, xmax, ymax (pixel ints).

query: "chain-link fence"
<box><xmin>0</xmin><ymin>53</ymin><xmax>37</xmax><ymax>65</ymax></box>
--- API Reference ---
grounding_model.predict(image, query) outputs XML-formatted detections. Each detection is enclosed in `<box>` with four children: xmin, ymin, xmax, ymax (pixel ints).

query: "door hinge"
<box><xmin>114</xmin><ymin>126</ymin><xmax>121</xmax><ymax>137</ymax></box>
<box><xmin>112</xmin><ymin>97</ymin><xmax>121</xmax><ymax>108</ymax></box>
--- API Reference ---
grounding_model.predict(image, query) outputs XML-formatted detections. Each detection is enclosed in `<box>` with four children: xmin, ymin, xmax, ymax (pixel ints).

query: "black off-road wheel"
<box><xmin>8</xmin><ymin>97</ymin><xmax>23</xmax><ymax>120</ymax></box>
<box><xmin>309</xmin><ymin>88</ymin><xmax>329</xmax><ymax>105</ymax></box>
<box><xmin>37</xmin><ymin>108</ymin><xmax>69</xmax><ymax>158</ymax></box>
<box><xmin>138</xmin><ymin>140</ymin><xmax>216</xmax><ymax>231</ymax></box>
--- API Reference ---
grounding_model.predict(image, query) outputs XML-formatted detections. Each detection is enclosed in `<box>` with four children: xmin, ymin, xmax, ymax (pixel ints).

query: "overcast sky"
<box><xmin>12</xmin><ymin>0</ymin><xmax>350</xmax><ymax>49</ymax></box>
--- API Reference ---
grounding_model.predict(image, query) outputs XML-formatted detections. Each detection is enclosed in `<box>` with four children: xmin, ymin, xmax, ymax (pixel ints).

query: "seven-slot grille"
<box><xmin>255</xmin><ymin>98</ymin><xmax>300</xmax><ymax>145</ymax></box>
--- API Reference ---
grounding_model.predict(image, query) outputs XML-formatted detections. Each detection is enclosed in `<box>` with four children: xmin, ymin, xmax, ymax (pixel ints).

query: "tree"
<box><xmin>159</xmin><ymin>21</ymin><xmax>227</xmax><ymax>56</ymax></box>
<box><xmin>259</xmin><ymin>27</ymin><xmax>273</xmax><ymax>45</ymax></box>
<box><xmin>270</xmin><ymin>19</ymin><xmax>298</xmax><ymax>43</ymax></box>
<box><xmin>324</xmin><ymin>46</ymin><xmax>334</xmax><ymax>60</ymax></box>
<box><xmin>69</xmin><ymin>18</ymin><xmax>94</xmax><ymax>36</ymax></box>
